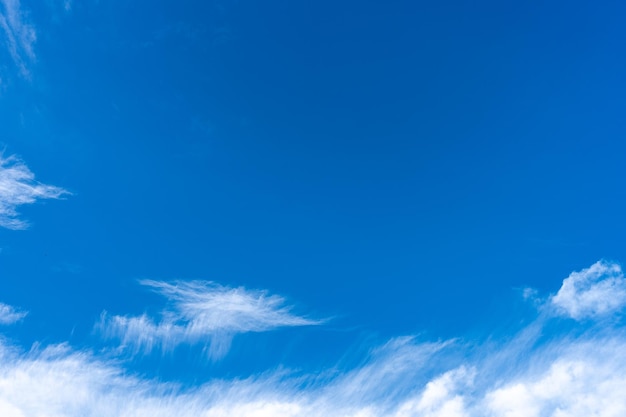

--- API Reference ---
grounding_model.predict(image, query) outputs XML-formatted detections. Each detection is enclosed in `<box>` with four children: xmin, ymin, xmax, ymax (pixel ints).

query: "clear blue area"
<box><xmin>1</xmin><ymin>0</ymin><xmax>625</xmax><ymax>381</ymax></box>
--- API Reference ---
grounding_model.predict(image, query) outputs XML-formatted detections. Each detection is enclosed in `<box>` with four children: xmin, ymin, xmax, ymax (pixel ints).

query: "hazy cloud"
<box><xmin>0</xmin><ymin>302</ymin><xmax>26</xmax><ymax>324</ymax></box>
<box><xmin>0</xmin><ymin>0</ymin><xmax>36</xmax><ymax>77</ymax></box>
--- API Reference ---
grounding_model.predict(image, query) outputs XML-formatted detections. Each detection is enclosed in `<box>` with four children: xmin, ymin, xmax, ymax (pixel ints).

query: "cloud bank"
<box><xmin>0</xmin><ymin>0</ymin><xmax>36</xmax><ymax>77</ymax></box>
<box><xmin>0</xmin><ymin>154</ymin><xmax>68</xmax><ymax>230</ymax></box>
<box><xmin>0</xmin><ymin>261</ymin><xmax>624</xmax><ymax>416</ymax></box>
<box><xmin>98</xmin><ymin>280</ymin><xmax>323</xmax><ymax>359</ymax></box>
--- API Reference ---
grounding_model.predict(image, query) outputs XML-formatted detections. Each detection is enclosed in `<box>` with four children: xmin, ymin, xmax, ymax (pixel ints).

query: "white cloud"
<box><xmin>394</xmin><ymin>367</ymin><xmax>474</xmax><ymax>417</ymax></box>
<box><xmin>0</xmin><ymin>0</ymin><xmax>36</xmax><ymax>77</ymax></box>
<box><xmin>1</xmin><ymin>327</ymin><xmax>626</xmax><ymax>417</ymax></box>
<box><xmin>484</xmin><ymin>339</ymin><xmax>626</xmax><ymax>417</ymax></box>
<box><xmin>98</xmin><ymin>280</ymin><xmax>324</xmax><ymax>359</ymax></box>
<box><xmin>1</xmin><ymin>262</ymin><xmax>625</xmax><ymax>416</ymax></box>
<box><xmin>0</xmin><ymin>302</ymin><xmax>26</xmax><ymax>325</ymax></box>
<box><xmin>551</xmin><ymin>260</ymin><xmax>626</xmax><ymax>320</ymax></box>
<box><xmin>0</xmin><ymin>154</ymin><xmax>68</xmax><ymax>230</ymax></box>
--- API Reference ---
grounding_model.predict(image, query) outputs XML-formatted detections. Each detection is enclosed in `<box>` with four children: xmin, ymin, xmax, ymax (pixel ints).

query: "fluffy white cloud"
<box><xmin>0</xmin><ymin>154</ymin><xmax>68</xmax><ymax>230</ymax></box>
<box><xmin>394</xmin><ymin>367</ymin><xmax>474</xmax><ymax>417</ymax></box>
<box><xmin>98</xmin><ymin>280</ymin><xmax>323</xmax><ymax>359</ymax></box>
<box><xmin>484</xmin><ymin>339</ymin><xmax>626</xmax><ymax>417</ymax></box>
<box><xmin>0</xmin><ymin>0</ymin><xmax>36</xmax><ymax>77</ymax></box>
<box><xmin>551</xmin><ymin>260</ymin><xmax>626</xmax><ymax>320</ymax></box>
<box><xmin>0</xmin><ymin>302</ymin><xmax>26</xmax><ymax>325</ymax></box>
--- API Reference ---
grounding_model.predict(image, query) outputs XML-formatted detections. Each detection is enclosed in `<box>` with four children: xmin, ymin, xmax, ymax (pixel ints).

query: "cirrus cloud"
<box><xmin>1</xmin><ymin>263</ymin><xmax>625</xmax><ymax>416</ymax></box>
<box><xmin>1</xmin><ymin>320</ymin><xmax>626</xmax><ymax>416</ymax></box>
<box><xmin>0</xmin><ymin>154</ymin><xmax>68</xmax><ymax>230</ymax></box>
<box><xmin>98</xmin><ymin>280</ymin><xmax>325</xmax><ymax>360</ymax></box>
<box><xmin>0</xmin><ymin>0</ymin><xmax>36</xmax><ymax>78</ymax></box>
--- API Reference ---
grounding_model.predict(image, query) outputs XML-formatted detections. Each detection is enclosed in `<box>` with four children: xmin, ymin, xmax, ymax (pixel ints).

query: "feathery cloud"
<box><xmin>551</xmin><ymin>260</ymin><xmax>626</xmax><ymax>320</ymax></box>
<box><xmin>0</xmin><ymin>262</ymin><xmax>625</xmax><ymax>416</ymax></box>
<box><xmin>0</xmin><ymin>302</ymin><xmax>26</xmax><ymax>324</ymax></box>
<box><xmin>0</xmin><ymin>0</ymin><xmax>36</xmax><ymax>77</ymax></box>
<box><xmin>98</xmin><ymin>280</ymin><xmax>323</xmax><ymax>359</ymax></box>
<box><xmin>0</xmin><ymin>154</ymin><xmax>68</xmax><ymax>230</ymax></box>
<box><xmin>1</xmin><ymin>323</ymin><xmax>626</xmax><ymax>416</ymax></box>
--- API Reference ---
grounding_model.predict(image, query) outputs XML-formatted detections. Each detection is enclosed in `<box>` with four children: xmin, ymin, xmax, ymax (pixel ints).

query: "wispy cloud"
<box><xmin>0</xmin><ymin>319</ymin><xmax>625</xmax><ymax>416</ymax></box>
<box><xmin>98</xmin><ymin>280</ymin><xmax>324</xmax><ymax>359</ymax></box>
<box><xmin>1</xmin><ymin>261</ymin><xmax>625</xmax><ymax>416</ymax></box>
<box><xmin>550</xmin><ymin>260</ymin><xmax>626</xmax><ymax>320</ymax></box>
<box><xmin>0</xmin><ymin>0</ymin><xmax>36</xmax><ymax>77</ymax></box>
<box><xmin>0</xmin><ymin>302</ymin><xmax>26</xmax><ymax>324</ymax></box>
<box><xmin>0</xmin><ymin>154</ymin><xmax>68</xmax><ymax>230</ymax></box>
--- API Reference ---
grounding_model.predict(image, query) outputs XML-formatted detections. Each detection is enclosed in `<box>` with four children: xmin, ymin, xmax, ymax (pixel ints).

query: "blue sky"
<box><xmin>1</xmin><ymin>0</ymin><xmax>626</xmax><ymax>415</ymax></box>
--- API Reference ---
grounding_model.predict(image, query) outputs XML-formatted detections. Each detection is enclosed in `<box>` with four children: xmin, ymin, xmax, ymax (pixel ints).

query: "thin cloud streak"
<box><xmin>0</xmin><ymin>0</ymin><xmax>36</xmax><ymax>77</ymax></box>
<box><xmin>98</xmin><ymin>280</ymin><xmax>324</xmax><ymax>359</ymax></box>
<box><xmin>0</xmin><ymin>154</ymin><xmax>68</xmax><ymax>230</ymax></box>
